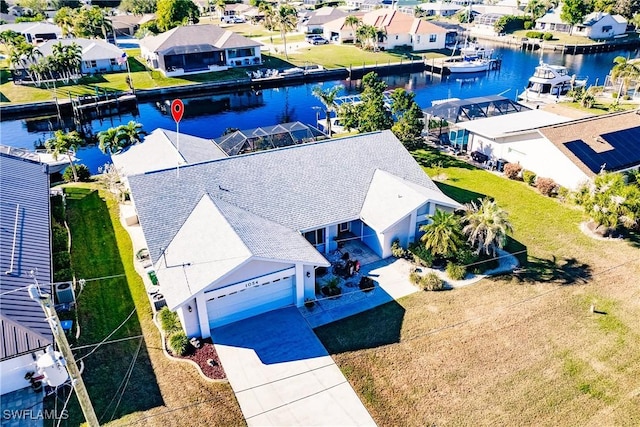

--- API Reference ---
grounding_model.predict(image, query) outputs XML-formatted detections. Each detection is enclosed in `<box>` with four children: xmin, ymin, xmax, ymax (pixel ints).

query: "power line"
<box><xmin>76</xmin><ymin>308</ymin><xmax>137</xmax><ymax>362</ymax></box>
<box><xmin>56</xmin><ymin>385</ymin><xmax>75</xmax><ymax>427</ymax></box>
<box><xmin>72</xmin><ymin>334</ymin><xmax>144</xmax><ymax>351</ymax></box>
<box><xmin>99</xmin><ymin>336</ymin><xmax>144</xmax><ymax>424</ymax></box>
<box><xmin>0</xmin><ymin>273</ymin><xmax>128</xmax><ymax>297</ymax></box>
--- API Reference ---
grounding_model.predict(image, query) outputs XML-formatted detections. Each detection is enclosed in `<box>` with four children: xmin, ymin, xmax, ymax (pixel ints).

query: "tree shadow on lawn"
<box><xmin>412</xmin><ymin>148</ymin><xmax>477</xmax><ymax>171</ymax></box>
<box><xmin>51</xmin><ymin>188</ymin><xmax>163</xmax><ymax>425</ymax></box>
<box><xmin>314</xmin><ymin>300</ymin><xmax>405</xmax><ymax>353</ymax></box>
<box><xmin>434</xmin><ymin>181</ymin><xmax>487</xmax><ymax>205</ymax></box>
<box><xmin>512</xmin><ymin>255</ymin><xmax>592</xmax><ymax>286</ymax></box>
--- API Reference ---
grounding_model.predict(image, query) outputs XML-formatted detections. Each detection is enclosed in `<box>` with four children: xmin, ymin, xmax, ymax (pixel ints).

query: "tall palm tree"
<box><xmin>419</xmin><ymin>209</ymin><xmax>465</xmax><ymax>259</ymax></box>
<box><xmin>344</xmin><ymin>15</ymin><xmax>360</xmax><ymax>43</ymax></box>
<box><xmin>462</xmin><ymin>198</ymin><xmax>513</xmax><ymax>256</ymax></box>
<box><xmin>118</xmin><ymin>121</ymin><xmax>147</xmax><ymax>149</ymax></box>
<box><xmin>258</xmin><ymin>1</ymin><xmax>274</xmax><ymax>31</ymax></box>
<box><xmin>312</xmin><ymin>85</ymin><xmax>342</xmax><ymax>136</ymax></box>
<box><xmin>272</xmin><ymin>4</ymin><xmax>297</xmax><ymax>60</ymax></box>
<box><xmin>97</xmin><ymin>127</ymin><xmax>124</xmax><ymax>155</ymax></box>
<box><xmin>215</xmin><ymin>0</ymin><xmax>226</xmax><ymax>19</ymax></box>
<box><xmin>45</xmin><ymin>130</ymin><xmax>83</xmax><ymax>182</ymax></box>
<box><xmin>53</xmin><ymin>7</ymin><xmax>76</xmax><ymax>37</ymax></box>
<box><xmin>610</xmin><ymin>56</ymin><xmax>640</xmax><ymax>96</ymax></box>
<box><xmin>63</xmin><ymin>43</ymin><xmax>82</xmax><ymax>82</ymax></box>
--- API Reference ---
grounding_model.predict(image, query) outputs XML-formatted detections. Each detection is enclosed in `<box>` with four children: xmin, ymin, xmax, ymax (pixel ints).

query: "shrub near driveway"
<box><xmin>316</xmin><ymin>148</ymin><xmax>640</xmax><ymax>426</ymax></box>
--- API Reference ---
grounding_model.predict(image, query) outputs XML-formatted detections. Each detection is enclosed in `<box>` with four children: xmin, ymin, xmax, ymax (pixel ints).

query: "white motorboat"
<box><xmin>519</xmin><ymin>61</ymin><xmax>587</xmax><ymax>101</ymax></box>
<box><xmin>0</xmin><ymin>145</ymin><xmax>76</xmax><ymax>174</ymax></box>
<box><xmin>459</xmin><ymin>41</ymin><xmax>493</xmax><ymax>60</ymax></box>
<box><xmin>446</xmin><ymin>58</ymin><xmax>493</xmax><ymax>73</ymax></box>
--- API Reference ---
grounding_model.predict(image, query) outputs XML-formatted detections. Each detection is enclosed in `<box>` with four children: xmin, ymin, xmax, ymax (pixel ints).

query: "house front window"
<box><xmin>304</xmin><ymin>228</ymin><xmax>325</xmax><ymax>246</ymax></box>
<box><xmin>602</xmin><ymin>25</ymin><xmax>612</xmax><ymax>32</ymax></box>
<box><xmin>429</xmin><ymin>34</ymin><xmax>437</xmax><ymax>43</ymax></box>
<box><xmin>84</xmin><ymin>60</ymin><xmax>97</xmax><ymax>68</ymax></box>
<box><xmin>110</xmin><ymin>58</ymin><xmax>117</xmax><ymax>66</ymax></box>
<box><xmin>339</xmin><ymin>222</ymin><xmax>350</xmax><ymax>233</ymax></box>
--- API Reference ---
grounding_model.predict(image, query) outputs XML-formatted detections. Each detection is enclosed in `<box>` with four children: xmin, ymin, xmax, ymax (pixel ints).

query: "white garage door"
<box><xmin>207</xmin><ymin>275</ymin><xmax>294</xmax><ymax>328</ymax></box>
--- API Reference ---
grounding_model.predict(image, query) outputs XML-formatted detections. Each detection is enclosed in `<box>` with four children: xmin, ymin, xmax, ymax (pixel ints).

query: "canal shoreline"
<box><xmin>2</xmin><ymin>35</ymin><xmax>636</xmax><ymax>121</ymax></box>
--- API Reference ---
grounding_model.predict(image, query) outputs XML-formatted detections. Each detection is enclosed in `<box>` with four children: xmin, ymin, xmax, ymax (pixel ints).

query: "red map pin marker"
<box><xmin>171</xmin><ymin>99</ymin><xmax>184</xmax><ymax>123</ymax></box>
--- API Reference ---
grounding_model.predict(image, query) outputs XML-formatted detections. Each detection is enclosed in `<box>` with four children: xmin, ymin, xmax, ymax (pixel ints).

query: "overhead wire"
<box><xmin>76</xmin><ymin>308</ymin><xmax>137</xmax><ymax>362</ymax></box>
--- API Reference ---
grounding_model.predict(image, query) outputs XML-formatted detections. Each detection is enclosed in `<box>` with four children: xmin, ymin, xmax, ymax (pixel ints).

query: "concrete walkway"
<box><xmin>212</xmin><ymin>308</ymin><xmax>376</xmax><ymax>426</ymax></box>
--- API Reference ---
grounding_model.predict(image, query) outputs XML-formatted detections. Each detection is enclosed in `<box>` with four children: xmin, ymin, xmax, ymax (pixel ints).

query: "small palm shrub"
<box><xmin>542</xmin><ymin>32</ymin><xmax>553</xmax><ymax>41</ymax></box>
<box><xmin>409</xmin><ymin>271</ymin><xmax>421</xmax><ymax>285</ymax></box>
<box><xmin>536</xmin><ymin>177</ymin><xmax>557</xmax><ymax>197</ymax></box>
<box><xmin>168</xmin><ymin>331</ymin><xmax>188</xmax><ymax>356</ymax></box>
<box><xmin>391</xmin><ymin>239</ymin><xmax>406</xmax><ymax>258</ymax></box>
<box><xmin>408</xmin><ymin>242</ymin><xmax>434</xmax><ymax>267</ymax></box>
<box><xmin>63</xmin><ymin>164</ymin><xmax>91</xmax><ymax>183</ymax></box>
<box><xmin>503</xmin><ymin>163</ymin><xmax>522</xmax><ymax>180</ymax></box>
<box><xmin>420</xmin><ymin>272</ymin><xmax>444</xmax><ymax>291</ymax></box>
<box><xmin>522</xmin><ymin>170</ymin><xmax>536</xmax><ymax>186</ymax></box>
<box><xmin>446</xmin><ymin>262</ymin><xmax>466</xmax><ymax>280</ymax></box>
<box><xmin>158</xmin><ymin>307</ymin><xmax>181</xmax><ymax>334</ymax></box>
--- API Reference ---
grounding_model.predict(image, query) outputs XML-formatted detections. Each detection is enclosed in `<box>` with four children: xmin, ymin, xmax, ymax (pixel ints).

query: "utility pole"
<box><xmin>28</xmin><ymin>284</ymin><xmax>100</xmax><ymax>427</ymax></box>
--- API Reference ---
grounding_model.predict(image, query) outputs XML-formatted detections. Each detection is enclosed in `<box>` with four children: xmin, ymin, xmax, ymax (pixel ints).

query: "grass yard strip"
<box><xmin>53</xmin><ymin>183</ymin><xmax>243</xmax><ymax>426</ymax></box>
<box><xmin>315</xmin><ymin>148</ymin><xmax>640</xmax><ymax>426</ymax></box>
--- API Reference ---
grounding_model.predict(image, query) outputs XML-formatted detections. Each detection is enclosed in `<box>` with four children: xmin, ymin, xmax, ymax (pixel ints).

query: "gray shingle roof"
<box><xmin>38</xmin><ymin>38</ymin><xmax>124</xmax><ymax>61</ymax></box>
<box><xmin>0</xmin><ymin>154</ymin><xmax>53</xmax><ymax>360</ymax></box>
<box><xmin>128</xmin><ymin>130</ymin><xmax>442</xmax><ymax>264</ymax></box>
<box><xmin>140</xmin><ymin>24</ymin><xmax>261</xmax><ymax>55</ymax></box>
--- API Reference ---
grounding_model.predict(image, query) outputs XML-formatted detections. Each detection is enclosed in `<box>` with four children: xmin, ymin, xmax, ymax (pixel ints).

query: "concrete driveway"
<box><xmin>212</xmin><ymin>307</ymin><xmax>376</xmax><ymax>426</ymax></box>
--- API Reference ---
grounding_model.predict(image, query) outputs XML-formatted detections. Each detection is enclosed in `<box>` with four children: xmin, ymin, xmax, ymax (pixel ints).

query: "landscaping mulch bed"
<box><xmin>176</xmin><ymin>338</ymin><xmax>226</xmax><ymax>380</ymax></box>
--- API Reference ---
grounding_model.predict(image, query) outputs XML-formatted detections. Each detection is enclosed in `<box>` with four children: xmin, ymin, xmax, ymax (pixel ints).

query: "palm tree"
<box><xmin>344</xmin><ymin>15</ymin><xmax>360</xmax><ymax>43</ymax></box>
<box><xmin>272</xmin><ymin>4</ymin><xmax>297</xmax><ymax>60</ymax></box>
<box><xmin>45</xmin><ymin>130</ymin><xmax>83</xmax><ymax>182</ymax></box>
<box><xmin>312</xmin><ymin>85</ymin><xmax>342</xmax><ymax>136</ymax></box>
<box><xmin>610</xmin><ymin>56</ymin><xmax>640</xmax><ymax>97</ymax></box>
<box><xmin>419</xmin><ymin>209</ymin><xmax>465</xmax><ymax>259</ymax></box>
<box><xmin>356</xmin><ymin>24</ymin><xmax>377</xmax><ymax>50</ymax></box>
<box><xmin>215</xmin><ymin>0</ymin><xmax>226</xmax><ymax>19</ymax></box>
<box><xmin>462</xmin><ymin>198</ymin><xmax>513</xmax><ymax>257</ymax></box>
<box><xmin>118</xmin><ymin>121</ymin><xmax>147</xmax><ymax>149</ymax></box>
<box><xmin>97</xmin><ymin>127</ymin><xmax>124</xmax><ymax>155</ymax></box>
<box><xmin>53</xmin><ymin>7</ymin><xmax>76</xmax><ymax>37</ymax></box>
<box><xmin>525</xmin><ymin>0</ymin><xmax>548</xmax><ymax>20</ymax></box>
<box><xmin>63</xmin><ymin>43</ymin><xmax>82</xmax><ymax>82</ymax></box>
<box><xmin>258</xmin><ymin>1</ymin><xmax>274</xmax><ymax>31</ymax></box>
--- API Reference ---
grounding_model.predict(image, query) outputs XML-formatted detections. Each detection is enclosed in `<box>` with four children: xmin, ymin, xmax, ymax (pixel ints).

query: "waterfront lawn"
<box><xmin>270</xmin><ymin>44</ymin><xmax>448</xmax><ymax>69</ymax></box>
<box><xmin>53</xmin><ymin>183</ymin><xmax>243</xmax><ymax>426</ymax></box>
<box><xmin>315</xmin><ymin>148</ymin><xmax>640</xmax><ymax>426</ymax></box>
<box><xmin>512</xmin><ymin>29</ymin><xmax>595</xmax><ymax>45</ymax></box>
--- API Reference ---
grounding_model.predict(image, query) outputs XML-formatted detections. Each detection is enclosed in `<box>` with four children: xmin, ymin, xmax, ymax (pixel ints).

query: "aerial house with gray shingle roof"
<box><xmin>127</xmin><ymin>130</ymin><xmax>460</xmax><ymax>337</ymax></box>
<box><xmin>139</xmin><ymin>24</ymin><xmax>262</xmax><ymax>77</ymax></box>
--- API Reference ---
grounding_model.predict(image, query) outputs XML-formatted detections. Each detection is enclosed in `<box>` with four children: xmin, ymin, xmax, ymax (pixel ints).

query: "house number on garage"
<box><xmin>244</xmin><ymin>280</ymin><xmax>259</xmax><ymax>288</ymax></box>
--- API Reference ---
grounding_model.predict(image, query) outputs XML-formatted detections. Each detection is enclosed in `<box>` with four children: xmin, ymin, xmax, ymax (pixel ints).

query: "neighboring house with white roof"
<box><xmin>460</xmin><ymin>110</ymin><xmax>640</xmax><ymax>189</ymax></box>
<box><xmin>0</xmin><ymin>21</ymin><xmax>61</xmax><ymax>43</ymax></box>
<box><xmin>418</xmin><ymin>2</ymin><xmax>462</xmax><ymax>17</ymax></box>
<box><xmin>345</xmin><ymin>9</ymin><xmax>447</xmax><ymax>50</ymax></box>
<box><xmin>535</xmin><ymin>9</ymin><xmax>627</xmax><ymax>39</ymax></box>
<box><xmin>37</xmin><ymin>38</ymin><xmax>127</xmax><ymax>74</ymax></box>
<box><xmin>139</xmin><ymin>24</ymin><xmax>262</xmax><ymax>77</ymax></box>
<box><xmin>112</xmin><ymin>128</ymin><xmax>227</xmax><ymax>183</ymax></box>
<box><xmin>0</xmin><ymin>152</ymin><xmax>53</xmax><ymax>396</ymax></box>
<box><xmin>126</xmin><ymin>130</ymin><xmax>460</xmax><ymax>336</ymax></box>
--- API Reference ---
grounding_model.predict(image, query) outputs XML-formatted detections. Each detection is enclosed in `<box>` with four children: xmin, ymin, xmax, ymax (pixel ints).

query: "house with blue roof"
<box><xmin>126</xmin><ymin>130</ymin><xmax>460</xmax><ymax>337</ymax></box>
<box><xmin>0</xmin><ymin>152</ymin><xmax>53</xmax><ymax>398</ymax></box>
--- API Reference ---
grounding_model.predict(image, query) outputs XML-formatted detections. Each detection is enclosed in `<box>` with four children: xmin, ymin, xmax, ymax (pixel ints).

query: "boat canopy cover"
<box><xmin>422</xmin><ymin>95</ymin><xmax>528</xmax><ymax>123</ymax></box>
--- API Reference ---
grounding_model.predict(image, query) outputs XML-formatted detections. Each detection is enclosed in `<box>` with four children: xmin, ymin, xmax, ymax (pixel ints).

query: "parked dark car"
<box><xmin>470</xmin><ymin>151</ymin><xmax>489</xmax><ymax>163</ymax></box>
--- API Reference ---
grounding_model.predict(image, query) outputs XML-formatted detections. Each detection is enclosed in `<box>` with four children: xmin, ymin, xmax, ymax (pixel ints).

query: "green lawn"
<box><xmin>51</xmin><ymin>184</ymin><xmax>243</xmax><ymax>426</ymax></box>
<box><xmin>316</xmin><ymin>148</ymin><xmax>640</xmax><ymax>426</ymax></box>
<box><xmin>512</xmin><ymin>29</ymin><xmax>596</xmax><ymax>45</ymax></box>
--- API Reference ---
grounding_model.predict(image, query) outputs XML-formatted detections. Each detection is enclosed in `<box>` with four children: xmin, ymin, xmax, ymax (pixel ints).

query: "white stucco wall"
<box><xmin>381</xmin><ymin>214</ymin><xmax>412</xmax><ymax>258</ymax></box>
<box><xmin>412</xmin><ymin>33</ymin><xmax>445</xmax><ymax>50</ymax></box>
<box><xmin>1</xmin><ymin>352</ymin><xmax>44</xmax><ymax>395</ymax></box>
<box><xmin>176</xmin><ymin>302</ymin><xmax>200</xmax><ymax>338</ymax></box>
<box><xmin>468</xmin><ymin>133</ymin><xmax>591</xmax><ymax>189</ymax></box>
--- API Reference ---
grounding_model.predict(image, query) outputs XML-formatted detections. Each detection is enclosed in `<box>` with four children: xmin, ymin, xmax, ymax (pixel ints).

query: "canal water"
<box><xmin>1</xmin><ymin>43</ymin><xmax>637</xmax><ymax>173</ymax></box>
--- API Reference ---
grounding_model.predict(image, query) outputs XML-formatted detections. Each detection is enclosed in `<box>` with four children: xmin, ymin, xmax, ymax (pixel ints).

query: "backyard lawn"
<box><xmin>315</xmin><ymin>149</ymin><xmax>640</xmax><ymax>426</ymax></box>
<box><xmin>54</xmin><ymin>184</ymin><xmax>243</xmax><ymax>426</ymax></box>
